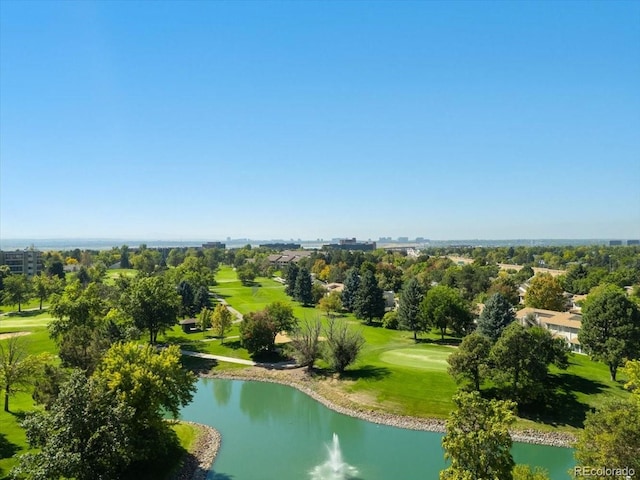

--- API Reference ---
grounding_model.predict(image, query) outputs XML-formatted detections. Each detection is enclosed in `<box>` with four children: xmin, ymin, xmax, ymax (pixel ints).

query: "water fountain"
<box><xmin>310</xmin><ymin>433</ymin><xmax>359</xmax><ymax>480</ymax></box>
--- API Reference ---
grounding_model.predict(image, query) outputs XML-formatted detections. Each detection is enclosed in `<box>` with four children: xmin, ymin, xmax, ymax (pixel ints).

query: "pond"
<box><xmin>178</xmin><ymin>378</ymin><xmax>576</xmax><ymax>479</ymax></box>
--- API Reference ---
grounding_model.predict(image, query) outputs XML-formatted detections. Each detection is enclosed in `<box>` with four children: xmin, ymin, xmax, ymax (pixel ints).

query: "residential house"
<box><xmin>516</xmin><ymin>307</ymin><xmax>583</xmax><ymax>354</ymax></box>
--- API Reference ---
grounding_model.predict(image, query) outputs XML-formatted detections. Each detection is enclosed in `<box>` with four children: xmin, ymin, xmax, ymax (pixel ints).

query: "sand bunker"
<box><xmin>0</xmin><ymin>331</ymin><xmax>32</xmax><ymax>341</ymax></box>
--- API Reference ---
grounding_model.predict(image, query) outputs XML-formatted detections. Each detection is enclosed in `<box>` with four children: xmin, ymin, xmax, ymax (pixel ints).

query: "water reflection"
<box><xmin>212</xmin><ymin>379</ymin><xmax>232</xmax><ymax>406</ymax></box>
<box><xmin>179</xmin><ymin>379</ymin><xmax>575</xmax><ymax>480</ymax></box>
<box><xmin>239</xmin><ymin>379</ymin><xmax>296</xmax><ymax>422</ymax></box>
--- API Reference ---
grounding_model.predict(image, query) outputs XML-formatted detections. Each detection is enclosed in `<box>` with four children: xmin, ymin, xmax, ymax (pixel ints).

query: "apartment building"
<box><xmin>0</xmin><ymin>248</ymin><xmax>44</xmax><ymax>277</ymax></box>
<box><xmin>516</xmin><ymin>307</ymin><xmax>583</xmax><ymax>354</ymax></box>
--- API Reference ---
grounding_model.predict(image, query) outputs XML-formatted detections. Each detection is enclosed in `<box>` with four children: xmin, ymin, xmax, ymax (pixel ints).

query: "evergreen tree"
<box><xmin>341</xmin><ymin>268</ymin><xmax>361</xmax><ymax>312</ymax></box>
<box><xmin>477</xmin><ymin>292</ymin><xmax>515</xmax><ymax>342</ymax></box>
<box><xmin>285</xmin><ymin>263</ymin><xmax>299</xmax><ymax>297</ymax></box>
<box><xmin>353</xmin><ymin>270</ymin><xmax>385</xmax><ymax>324</ymax></box>
<box><xmin>193</xmin><ymin>285</ymin><xmax>211</xmax><ymax>313</ymax></box>
<box><xmin>397</xmin><ymin>277</ymin><xmax>425</xmax><ymax>341</ymax></box>
<box><xmin>294</xmin><ymin>267</ymin><xmax>313</xmax><ymax>306</ymax></box>
<box><xmin>177</xmin><ymin>280</ymin><xmax>195</xmax><ymax>318</ymax></box>
<box><xmin>120</xmin><ymin>245</ymin><xmax>131</xmax><ymax>269</ymax></box>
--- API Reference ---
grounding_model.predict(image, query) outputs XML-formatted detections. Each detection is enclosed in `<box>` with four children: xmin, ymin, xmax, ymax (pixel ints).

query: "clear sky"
<box><xmin>1</xmin><ymin>0</ymin><xmax>639</xmax><ymax>241</ymax></box>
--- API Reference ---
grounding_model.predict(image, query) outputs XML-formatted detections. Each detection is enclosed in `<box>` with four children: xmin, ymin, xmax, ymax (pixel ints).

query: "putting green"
<box><xmin>379</xmin><ymin>347</ymin><xmax>451</xmax><ymax>371</ymax></box>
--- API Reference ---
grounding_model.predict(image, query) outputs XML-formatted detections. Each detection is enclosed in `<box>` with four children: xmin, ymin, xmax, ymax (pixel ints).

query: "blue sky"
<box><xmin>1</xmin><ymin>0</ymin><xmax>639</xmax><ymax>241</ymax></box>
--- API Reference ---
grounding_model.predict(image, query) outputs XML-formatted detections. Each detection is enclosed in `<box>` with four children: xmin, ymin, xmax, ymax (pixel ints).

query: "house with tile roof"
<box><xmin>516</xmin><ymin>307</ymin><xmax>583</xmax><ymax>354</ymax></box>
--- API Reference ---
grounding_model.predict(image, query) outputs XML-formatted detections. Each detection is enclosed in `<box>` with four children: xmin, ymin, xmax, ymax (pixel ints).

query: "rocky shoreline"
<box><xmin>170</xmin><ymin>421</ymin><xmax>221</xmax><ymax>480</ymax></box>
<box><xmin>204</xmin><ymin>367</ymin><xmax>577</xmax><ymax>449</ymax></box>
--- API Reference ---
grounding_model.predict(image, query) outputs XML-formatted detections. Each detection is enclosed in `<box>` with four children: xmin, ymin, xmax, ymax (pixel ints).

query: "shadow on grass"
<box><xmin>219</xmin><ymin>340</ymin><xmax>243</xmax><ymax>351</ymax></box>
<box><xmin>503</xmin><ymin>372</ymin><xmax>607</xmax><ymax>429</ymax></box>
<box><xmin>251</xmin><ymin>350</ymin><xmax>292</xmax><ymax>364</ymax></box>
<box><xmin>308</xmin><ymin>364</ymin><xmax>391</xmax><ymax>381</ymax></box>
<box><xmin>415</xmin><ymin>337</ymin><xmax>462</xmax><ymax>346</ymax></box>
<box><xmin>340</xmin><ymin>364</ymin><xmax>391</xmax><ymax>381</ymax></box>
<box><xmin>0</xmin><ymin>431</ymin><xmax>20</xmax><ymax>460</ymax></box>
<box><xmin>211</xmin><ymin>292</ymin><xmax>230</xmax><ymax>299</ymax></box>
<box><xmin>5</xmin><ymin>309</ymin><xmax>45</xmax><ymax>318</ymax></box>
<box><xmin>181</xmin><ymin>356</ymin><xmax>219</xmax><ymax>373</ymax></box>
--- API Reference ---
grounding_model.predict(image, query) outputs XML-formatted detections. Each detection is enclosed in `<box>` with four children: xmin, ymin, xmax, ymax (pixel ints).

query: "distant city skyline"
<box><xmin>1</xmin><ymin>1</ymin><xmax>639</xmax><ymax>240</ymax></box>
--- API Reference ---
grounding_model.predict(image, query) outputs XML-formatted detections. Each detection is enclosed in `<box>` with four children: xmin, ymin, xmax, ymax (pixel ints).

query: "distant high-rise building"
<box><xmin>202</xmin><ymin>241</ymin><xmax>225</xmax><ymax>249</ymax></box>
<box><xmin>627</xmin><ymin>240</ymin><xmax>639</xmax><ymax>245</ymax></box>
<box><xmin>397</xmin><ymin>237</ymin><xmax>409</xmax><ymax>242</ymax></box>
<box><xmin>324</xmin><ymin>238</ymin><xmax>376</xmax><ymax>251</ymax></box>
<box><xmin>609</xmin><ymin>240</ymin><xmax>623</xmax><ymax>246</ymax></box>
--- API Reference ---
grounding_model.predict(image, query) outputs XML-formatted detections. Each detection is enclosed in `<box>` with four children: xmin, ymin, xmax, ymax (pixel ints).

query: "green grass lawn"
<box><xmin>0</xmin><ymin>391</ymin><xmax>40</xmax><ymax>478</ymax></box>
<box><xmin>104</xmin><ymin>268</ymin><xmax>138</xmax><ymax>286</ymax></box>
<box><xmin>202</xmin><ymin>266</ymin><xmax>633</xmax><ymax>432</ymax></box>
<box><xmin>0</xmin><ymin>310</ymin><xmax>57</xmax><ymax>477</ymax></box>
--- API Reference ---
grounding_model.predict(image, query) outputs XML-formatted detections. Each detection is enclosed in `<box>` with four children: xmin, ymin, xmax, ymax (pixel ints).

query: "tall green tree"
<box><xmin>0</xmin><ymin>336</ymin><xmax>47</xmax><ymax>412</ymax></box>
<box><xmin>341</xmin><ymin>267</ymin><xmax>360</xmax><ymax>312</ymax></box>
<box><xmin>211</xmin><ymin>304</ymin><xmax>233</xmax><ymax>343</ymax></box>
<box><xmin>440</xmin><ymin>391</ymin><xmax>516</xmax><ymax>480</ymax></box>
<box><xmin>579</xmin><ymin>284</ymin><xmax>640</xmax><ymax>381</ymax></box>
<box><xmin>31</xmin><ymin>274</ymin><xmax>57</xmax><ymax>310</ymax></box>
<box><xmin>96</xmin><ymin>342</ymin><xmax>196</xmax><ymax>421</ymax></box>
<box><xmin>318</xmin><ymin>290</ymin><xmax>343</xmax><ymax>318</ymax></box>
<box><xmin>264</xmin><ymin>301</ymin><xmax>298</xmax><ymax>342</ymax></box>
<box><xmin>397</xmin><ymin>277</ymin><xmax>425</xmax><ymax>341</ymax></box>
<box><xmin>177</xmin><ymin>280</ymin><xmax>195</xmax><ymax>318</ymax></box>
<box><xmin>625</xmin><ymin>360</ymin><xmax>640</xmax><ymax>401</ymax></box>
<box><xmin>95</xmin><ymin>342</ymin><xmax>196</xmax><ymax>471</ymax></box>
<box><xmin>240</xmin><ymin>310</ymin><xmax>277</xmax><ymax>354</ymax></box>
<box><xmin>353</xmin><ymin>270</ymin><xmax>385</xmax><ymax>324</ymax></box>
<box><xmin>421</xmin><ymin>285</ymin><xmax>472</xmax><ymax>340</ymax></box>
<box><xmin>477</xmin><ymin>293</ymin><xmax>515</xmax><ymax>343</ymax></box>
<box><xmin>490</xmin><ymin>323</ymin><xmax>568</xmax><ymax>402</ymax></box>
<box><xmin>2</xmin><ymin>274</ymin><xmax>32</xmax><ymax>312</ymax></box>
<box><xmin>193</xmin><ymin>285</ymin><xmax>212</xmax><ymax>313</ymax></box>
<box><xmin>285</xmin><ymin>263</ymin><xmax>299</xmax><ymax>297</ymax></box>
<box><xmin>524</xmin><ymin>273</ymin><xmax>565</xmax><ymax>311</ymax></box>
<box><xmin>447</xmin><ymin>332</ymin><xmax>492</xmax><ymax>391</ymax></box>
<box><xmin>122</xmin><ymin>276</ymin><xmax>180</xmax><ymax>344</ymax></box>
<box><xmin>57</xmin><ymin>324</ymin><xmax>111</xmax><ymax>374</ymax></box>
<box><xmin>196</xmin><ymin>307</ymin><xmax>213</xmax><ymax>337</ymax></box>
<box><xmin>573</xmin><ymin>398</ymin><xmax>640</xmax><ymax>479</ymax></box>
<box><xmin>14</xmin><ymin>370</ymin><xmax>136</xmax><ymax>480</ymax></box>
<box><xmin>120</xmin><ymin>244</ymin><xmax>131</xmax><ymax>269</ymax></box>
<box><xmin>130</xmin><ymin>248</ymin><xmax>161</xmax><ymax>274</ymax></box>
<box><xmin>293</xmin><ymin>267</ymin><xmax>313</xmax><ymax>306</ymax></box>
<box><xmin>236</xmin><ymin>261</ymin><xmax>258</xmax><ymax>285</ymax></box>
<box><xmin>49</xmin><ymin>281</ymin><xmax>108</xmax><ymax>339</ymax></box>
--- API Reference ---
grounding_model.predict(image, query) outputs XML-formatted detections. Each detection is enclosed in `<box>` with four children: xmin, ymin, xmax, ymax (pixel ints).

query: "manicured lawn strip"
<box><xmin>0</xmin><ymin>392</ymin><xmax>40</xmax><ymax>478</ymax></box>
<box><xmin>104</xmin><ymin>268</ymin><xmax>138</xmax><ymax>286</ymax></box>
<box><xmin>163</xmin><ymin>325</ymin><xmax>252</xmax><ymax>360</ymax></box>
<box><xmin>172</xmin><ymin>422</ymin><xmax>197</xmax><ymax>452</ymax></box>
<box><xmin>0</xmin><ymin>297</ymin><xmax>45</xmax><ymax>314</ymax></box>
